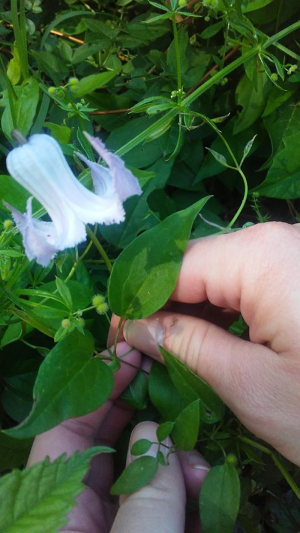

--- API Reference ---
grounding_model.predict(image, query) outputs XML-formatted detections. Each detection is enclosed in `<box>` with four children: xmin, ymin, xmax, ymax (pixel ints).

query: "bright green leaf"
<box><xmin>172</xmin><ymin>400</ymin><xmax>200</xmax><ymax>450</ymax></box>
<box><xmin>131</xmin><ymin>439</ymin><xmax>153</xmax><ymax>456</ymax></box>
<box><xmin>111</xmin><ymin>456</ymin><xmax>159</xmax><ymax>495</ymax></box>
<box><xmin>0</xmin><ymin>447</ymin><xmax>113</xmax><ymax>532</ymax></box>
<box><xmin>108</xmin><ymin>197</ymin><xmax>211</xmax><ymax>319</ymax></box>
<box><xmin>156</xmin><ymin>421</ymin><xmax>174</xmax><ymax>442</ymax></box>
<box><xmin>74</xmin><ymin>69</ymin><xmax>121</xmax><ymax>98</ymax></box>
<box><xmin>199</xmin><ymin>462</ymin><xmax>240</xmax><ymax>533</ymax></box>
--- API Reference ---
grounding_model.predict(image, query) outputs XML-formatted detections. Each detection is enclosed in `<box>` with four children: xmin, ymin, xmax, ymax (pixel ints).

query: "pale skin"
<box><xmin>28</xmin><ymin>221</ymin><xmax>300</xmax><ymax>531</ymax></box>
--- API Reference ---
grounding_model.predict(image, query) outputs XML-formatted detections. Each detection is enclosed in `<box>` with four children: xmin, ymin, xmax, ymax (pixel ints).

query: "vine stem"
<box><xmin>86</xmin><ymin>225</ymin><xmax>112</xmax><ymax>273</ymax></box>
<box><xmin>238</xmin><ymin>435</ymin><xmax>300</xmax><ymax>500</ymax></box>
<box><xmin>172</xmin><ymin>15</ymin><xmax>182</xmax><ymax>101</ymax></box>
<box><xmin>195</xmin><ymin>112</ymin><xmax>249</xmax><ymax>229</ymax></box>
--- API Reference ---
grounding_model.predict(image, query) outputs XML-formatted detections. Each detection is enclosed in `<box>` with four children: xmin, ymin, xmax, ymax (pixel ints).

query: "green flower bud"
<box><xmin>48</xmin><ymin>87</ymin><xmax>56</xmax><ymax>95</ymax></box>
<box><xmin>3</xmin><ymin>219</ymin><xmax>13</xmax><ymax>230</ymax></box>
<box><xmin>270</xmin><ymin>73</ymin><xmax>278</xmax><ymax>81</ymax></box>
<box><xmin>96</xmin><ymin>302</ymin><xmax>109</xmax><ymax>315</ymax></box>
<box><xmin>61</xmin><ymin>318</ymin><xmax>71</xmax><ymax>328</ymax></box>
<box><xmin>92</xmin><ymin>294</ymin><xmax>106</xmax><ymax>307</ymax></box>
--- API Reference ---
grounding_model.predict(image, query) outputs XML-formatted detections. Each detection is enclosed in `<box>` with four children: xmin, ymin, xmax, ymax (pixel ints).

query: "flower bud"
<box><xmin>76</xmin><ymin>317</ymin><xmax>85</xmax><ymax>327</ymax></box>
<box><xmin>92</xmin><ymin>294</ymin><xmax>106</xmax><ymax>307</ymax></box>
<box><xmin>61</xmin><ymin>318</ymin><xmax>71</xmax><ymax>328</ymax></box>
<box><xmin>226</xmin><ymin>453</ymin><xmax>238</xmax><ymax>466</ymax></box>
<box><xmin>270</xmin><ymin>73</ymin><xmax>278</xmax><ymax>81</ymax></box>
<box><xmin>3</xmin><ymin>219</ymin><xmax>13</xmax><ymax>230</ymax></box>
<box><xmin>48</xmin><ymin>87</ymin><xmax>56</xmax><ymax>95</ymax></box>
<box><xmin>96</xmin><ymin>302</ymin><xmax>109</xmax><ymax>315</ymax></box>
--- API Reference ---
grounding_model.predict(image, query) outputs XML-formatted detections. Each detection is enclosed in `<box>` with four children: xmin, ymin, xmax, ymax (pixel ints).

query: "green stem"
<box><xmin>172</xmin><ymin>15</ymin><xmax>182</xmax><ymax>101</ymax></box>
<box><xmin>195</xmin><ymin>112</ymin><xmax>248</xmax><ymax>228</ymax></box>
<box><xmin>86</xmin><ymin>225</ymin><xmax>112</xmax><ymax>273</ymax></box>
<box><xmin>238</xmin><ymin>436</ymin><xmax>300</xmax><ymax>499</ymax></box>
<box><xmin>263</xmin><ymin>20</ymin><xmax>300</xmax><ymax>50</ymax></box>
<box><xmin>11</xmin><ymin>0</ymin><xmax>28</xmax><ymax>80</ymax></box>
<box><xmin>227</xmin><ymin>167</ymin><xmax>248</xmax><ymax>228</ymax></box>
<box><xmin>114</xmin><ymin>317</ymin><xmax>124</xmax><ymax>356</ymax></box>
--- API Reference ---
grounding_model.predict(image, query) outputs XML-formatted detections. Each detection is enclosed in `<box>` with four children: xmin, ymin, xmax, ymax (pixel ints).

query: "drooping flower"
<box><xmin>5</xmin><ymin>132</ymin><xmax>142</xmax><ymax>266</ymax></box>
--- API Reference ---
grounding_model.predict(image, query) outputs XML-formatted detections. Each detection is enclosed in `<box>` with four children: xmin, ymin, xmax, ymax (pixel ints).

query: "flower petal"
<box><xmin>6</xmin><ymin>134</ymin><xmax>125</xmax><ymax>227</ymax></box>
<box><xmin>4</xmin><ymin>199</ymin><xmax>58</xmax><ymax>267</ymax></box>
<box><xmin>83</xmin><ymin>132</ymin><xmax>143</xmax><ymax>203</ymax></box>
<box><xmin>75</xmin><ymin>152</ymin><xmax>114</xmax><ymax>197</ymax></box>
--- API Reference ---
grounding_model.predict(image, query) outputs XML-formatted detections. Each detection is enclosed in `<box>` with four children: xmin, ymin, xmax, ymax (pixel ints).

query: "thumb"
<box><xmin>111</xmin><ymin>421</ymin><xmax>186</xmax><ymax>533</ymax></box>
<box><xmin>123</xmin><ymin>312</ymin><xmax>295</xmax><ymax>460</ymax></box>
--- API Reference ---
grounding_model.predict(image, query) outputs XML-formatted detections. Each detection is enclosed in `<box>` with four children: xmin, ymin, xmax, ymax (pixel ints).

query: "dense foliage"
<box><xmin>0</xmin><ymin>0</ymin><xmax>300</xmax><ymax>531</ymax></box>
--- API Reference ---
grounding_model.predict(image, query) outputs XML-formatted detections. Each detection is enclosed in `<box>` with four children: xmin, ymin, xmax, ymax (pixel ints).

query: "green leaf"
<box><xmin>1</xmin><ymin>78</ymin><xmax>39</xmax><ymax>139</ymax></box>
<box><xmin>111</xmin><ymin>456</ymin><xmax>159</xmax><ymax>495</ymax></box>
<box><xmin>149</xmin><ymin>361</ymin><xmax>188</xmax><ymax>421</ymax></box>
<box><xmin>240</xmin><ymin>134</ymin><xmax>257</xmax><ymax>164</ymax></box>
<box><xmin>131</xmin><ymin>439</ymin><xmax>153</xmax><ymax>456</ymax></box>
<box><xmin>233</xmin><ymin>73</ymin><xmax>271</xmax><ymax>134</ymax></box>
<box><xmin>199</xmin><ymin>462</ymin><xmax>240</xmax><ymax>533</ymax></box>
<box><xmin>74</xmin><ymin>69</ymin><xmax>121</xmax><ymax>98</ymax></box>
<box><xmin>206</xmin><ymin>148</ymin><xmax>230</xmax><ymax>168</ymax></box>
<box><xmin>156</xmin><ymin>421</ymin><xmax>174</xmax><ymax>442</ymax></box>
<box><xmin>0</xmin><ymin>433</ymin><xmax>32</xmax><ymax>472</ymax></box>
<box><xmin>0</xmin><ymin>446</ymin><xmax>113</xmax><ymax>532</ymax></box>
<box><xmin>3</xmin><ymin>330</ymin><xmax>114</xmax><ymax>438</ymax></box>
<box><xmin>120</xmin><ymin>370</ymin><xmax>148</xmax><ymax>409</ymax></box>
<box><xmin>201</xmin><ymin>21</ymin><xmax>224</xmax><ymax>39</ymax></box>
<box><xmin>108</xmin><ymin>197</ymin><xmax>211</xmax><ymax>319</ymax></box>
<box><xmin>242</xmin><ymin>0</ymin><xmax>274</xmax><ymax>12</ymax></box>
<box><xmin>160</xmin><ymin>347</ymin><xmax>225</xmax><ymax>423</ymax></box>
<box><xmin>172</xmin><ymin>400</ymin><xmax>200</xmax><ymax>450</ymax></box>
<box><xmin>55</xmin><ymin>277</ymin><xmax>73</xmax><ymax>311</ymax></box>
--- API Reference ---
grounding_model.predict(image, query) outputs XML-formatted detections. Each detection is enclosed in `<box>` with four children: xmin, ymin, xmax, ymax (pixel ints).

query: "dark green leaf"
<box><xmin>149</xmin><ymin>361</ymin><xmax>188</xmax><ymax>421</ymax></box>
<box><xmin>108</xmin><ymin>197</ymin><xmax>211</xmax><ymax>319</ymax></box>
<box><xmin>0</xmin><ymin>433</ymin><xmax>32</xmax><ymax>472</ymax></box>
<box><xmin>199</xmin><ymin>462</ymin><xmax>240</xmax><ymax>533</ymax></box>
<box><xmin>161</xmin><ymin>347</ymin><xmax>225</xmax><ymax>423</ymax></box>
<box><xmin>201</xmin><ymin>21</ymin><xmax>224</xmax><ymax>39</ymax></box>
<box><xmin>111</xmin><ymin>456</ymin><xmax>159</xmax><ymax>495</ymax></box>
<box><xmin>3</xmin><ymin>331</ymin><xmax>114</xmax><ymax>438</ymax></box>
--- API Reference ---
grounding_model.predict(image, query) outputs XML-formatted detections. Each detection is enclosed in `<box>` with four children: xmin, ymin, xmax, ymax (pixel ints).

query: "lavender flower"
<box><xmin>5</xmin><ymin>132</ymin><xmax>142</xmax><ymax>266</ymax></box>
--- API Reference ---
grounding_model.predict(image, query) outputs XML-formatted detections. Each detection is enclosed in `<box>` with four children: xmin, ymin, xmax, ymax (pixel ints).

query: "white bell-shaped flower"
<box><xmin>5</xmin><ymin>133</ymin><xmax>142</xmax><ymax>266</ymax></box>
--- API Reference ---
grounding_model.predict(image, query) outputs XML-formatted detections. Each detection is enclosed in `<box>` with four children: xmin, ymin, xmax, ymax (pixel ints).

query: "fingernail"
<box><xmin>188</xmin><ymin>452</ymin><xmax>210</xmax><ymax>470</ymax></box>
<box><xmin>123</xmin><ymin>319</ymin><xmax>164</xmax><ymax>357</ymax></box>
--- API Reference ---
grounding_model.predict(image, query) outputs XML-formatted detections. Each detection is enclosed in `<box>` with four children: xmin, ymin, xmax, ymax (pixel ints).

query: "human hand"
<box><xmin>122</xmin><ymin>222</ymin><xmax>300</xmax><ymax>467</ymax></box>
<box><xmin>28</xmin><ymin>342</ymin><xmax>209</xmax><ymax>532</ymax></box>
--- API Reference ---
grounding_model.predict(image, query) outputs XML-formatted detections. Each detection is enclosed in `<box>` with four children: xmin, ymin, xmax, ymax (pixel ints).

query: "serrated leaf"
<box><xmin>199</xmin><ymin>462</ymin><xmax>240</xmax><ymax>533</ymax></box>
<box><xmin>3</xmin><ymin>331</ymin><xmax>114</xmax><ymax>438</ymax></box>
<box><xmin>0</xmin><ymin>446</ymin><xmax>113</xmax><ymax>532</ymax></box>
<box><xmin>111</xmin><ymin>456</ymin><xmax>159</xmax><ymax>495</ymax></box>
<box><xmin>131</xmin><ymin>439</ymin><xmax>153</xmax><ymax>456</ymax></box>
<box><xmin>55</xmin><ymin>277</ymin><xmax>73</xmax><ymax>310</ymax></box>
<box><xmin>160</xmin><ymin>347</ymin><xmax>225</xmax><ymax>423</ymax></box>
<box><xmin>108</xmin><ymin>197</ymin><xmax>211</xmax><ymax>319</ymax></box>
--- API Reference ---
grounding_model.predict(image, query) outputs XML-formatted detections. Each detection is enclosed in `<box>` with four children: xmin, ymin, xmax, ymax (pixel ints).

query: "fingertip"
<box><xmin>178</xmin><ymin>450</ymin><xmax>210</xmax><ymax>500</ymax></box>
